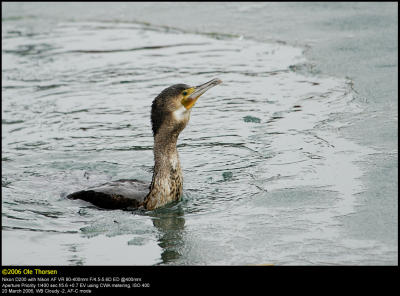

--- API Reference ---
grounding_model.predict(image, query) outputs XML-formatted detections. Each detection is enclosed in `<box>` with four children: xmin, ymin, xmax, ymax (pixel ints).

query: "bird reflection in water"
<box><xmin>148</xmin><ymin>204</ymin><xmax>185</xmax><ymax>264</ymax></box>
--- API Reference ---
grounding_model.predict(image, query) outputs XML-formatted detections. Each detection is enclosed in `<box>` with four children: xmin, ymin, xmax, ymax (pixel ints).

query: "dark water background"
<box><xmin>2</xmin><ymin>2</ymin><xmax>397</xmax><ymax>265</ymax></box>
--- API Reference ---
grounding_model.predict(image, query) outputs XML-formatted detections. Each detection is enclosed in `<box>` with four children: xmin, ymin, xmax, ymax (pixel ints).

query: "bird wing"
<box><xmin>67</xmin><ymin>179</ymin><xmax>149</xmax><ymax>209</ymax></box>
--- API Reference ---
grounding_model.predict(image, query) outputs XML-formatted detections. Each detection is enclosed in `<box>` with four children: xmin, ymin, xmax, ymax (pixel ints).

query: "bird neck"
<box><xmin>144</xmin><ymin>131</ymin><xmax>183</xmax><ymax>210</ymax></box>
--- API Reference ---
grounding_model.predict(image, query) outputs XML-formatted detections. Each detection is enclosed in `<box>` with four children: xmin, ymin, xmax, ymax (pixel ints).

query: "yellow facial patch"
<box><xmin>180</xmin><ymin>87</ymin><xmax>197</xmax><ymax>110</ymax></box>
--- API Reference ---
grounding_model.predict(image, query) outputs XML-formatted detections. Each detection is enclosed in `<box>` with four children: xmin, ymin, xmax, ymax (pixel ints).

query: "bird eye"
<box><xmin>182</xmin><ymin>91</ymin><xmax>188</xmax><ymax>96</ymax></box>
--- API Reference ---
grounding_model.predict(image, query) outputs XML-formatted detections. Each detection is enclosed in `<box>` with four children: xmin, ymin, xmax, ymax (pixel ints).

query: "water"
<box><xmin>2</xmin><ymin>3</ymin><xmax>397</xmax><ymax>265</ymax></box>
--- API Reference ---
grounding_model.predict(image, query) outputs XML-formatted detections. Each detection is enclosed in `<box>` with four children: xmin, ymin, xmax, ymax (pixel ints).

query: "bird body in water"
<box><xmin>67</xmin><ymin>78</ymin><xmax>222</xmax><ymax>210</ymax></box>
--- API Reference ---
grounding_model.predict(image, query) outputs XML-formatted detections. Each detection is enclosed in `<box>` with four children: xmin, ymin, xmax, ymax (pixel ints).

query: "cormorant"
<box><xmin>67</xmin><ymin>78</ymin><xmax>222</xmax><ymax>210</ymax></box>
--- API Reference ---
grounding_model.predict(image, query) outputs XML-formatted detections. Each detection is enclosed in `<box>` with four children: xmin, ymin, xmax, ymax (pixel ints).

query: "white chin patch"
<box><xmin>173</xmin><ymin>105</ymin><xmax>190</xmax><ymax>121</ymax></box>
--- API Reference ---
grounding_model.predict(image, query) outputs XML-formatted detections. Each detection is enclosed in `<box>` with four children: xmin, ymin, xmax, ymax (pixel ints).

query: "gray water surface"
<box><xmin>2</xmin><ymin>2</ymin><xmax>397</xmax><ymax>265</ymax></box>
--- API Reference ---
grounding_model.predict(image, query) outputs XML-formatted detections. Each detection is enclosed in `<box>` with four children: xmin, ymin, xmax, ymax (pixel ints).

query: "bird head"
<box><xmin>151</xmin><ymin>78</ymin><xmax>222</xmax><ymax>137</ymax></box>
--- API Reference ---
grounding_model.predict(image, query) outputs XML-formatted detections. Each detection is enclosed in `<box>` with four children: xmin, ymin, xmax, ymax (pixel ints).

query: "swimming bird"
<box><xmin>67</xmin><ymin>78</ymin><xmax>222</xmax><ymax>210</ymax></box>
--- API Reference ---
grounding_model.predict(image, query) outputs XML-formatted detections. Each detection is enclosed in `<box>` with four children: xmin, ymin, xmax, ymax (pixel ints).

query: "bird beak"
<box><xmin>181</xmin><ymin>78</ymin><xmax>222</xmax><ymax>109</ymax></box>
